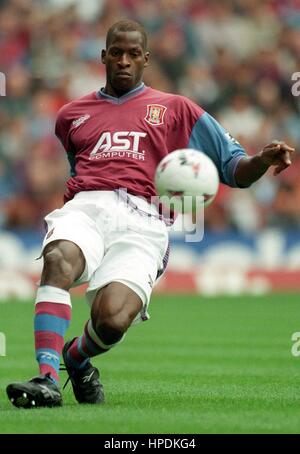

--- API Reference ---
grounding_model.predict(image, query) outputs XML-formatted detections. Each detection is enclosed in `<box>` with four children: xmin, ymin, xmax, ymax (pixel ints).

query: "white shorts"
<box><xmin>42</xmin><ymin>191</ymin><xmax>169</xmax><ymax>324</ymax></box>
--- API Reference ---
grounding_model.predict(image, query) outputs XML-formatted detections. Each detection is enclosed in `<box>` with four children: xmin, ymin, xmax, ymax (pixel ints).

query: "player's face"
<box><xmin>102</xmin><ymin>31</ymin><xmax>149</xmax><ymax>96</ymax></box>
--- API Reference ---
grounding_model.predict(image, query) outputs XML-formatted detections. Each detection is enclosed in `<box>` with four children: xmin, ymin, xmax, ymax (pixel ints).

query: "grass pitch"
<box><xmin>0</xmin><ymin>293</ymin><xmax>300</xmax><ymax>434</ymax></box>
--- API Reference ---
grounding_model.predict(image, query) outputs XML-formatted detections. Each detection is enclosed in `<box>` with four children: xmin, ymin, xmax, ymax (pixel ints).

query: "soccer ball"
<box><xmin>155</xmin><ymin>148</ymin><xmax>219</xmax><ymax>213</ymax></box>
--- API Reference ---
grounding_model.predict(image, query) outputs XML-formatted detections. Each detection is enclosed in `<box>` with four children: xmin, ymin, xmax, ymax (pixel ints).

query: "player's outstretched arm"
<box><xmin>235</xmin><ymin>141</ymin><xmax>295</xmax><ymax>187</ymax></box>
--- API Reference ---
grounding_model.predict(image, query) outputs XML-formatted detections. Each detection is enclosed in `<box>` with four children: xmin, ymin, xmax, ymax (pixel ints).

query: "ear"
<box><xmin>144</xmin><ymin>52</ymin><xmax>150</xmax><ymax>68</ymax></box>
<box><xmin>101</xmin><ymin>49</ymin><xmax>106</xmax><ymax>64</ymax></box>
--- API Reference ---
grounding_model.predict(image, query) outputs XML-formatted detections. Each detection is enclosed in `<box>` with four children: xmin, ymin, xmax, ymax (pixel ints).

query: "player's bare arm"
<box><xmin>235</xmin><ymin>141</ymin><xmax>295</xmax><ymax>187</ymax></box>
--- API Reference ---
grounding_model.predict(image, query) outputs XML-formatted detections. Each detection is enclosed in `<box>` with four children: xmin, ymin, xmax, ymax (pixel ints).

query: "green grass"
<box><xmin>1</xmin><ymin>294</ymin><xmax>300</xmax><ymax>434</ymax></box>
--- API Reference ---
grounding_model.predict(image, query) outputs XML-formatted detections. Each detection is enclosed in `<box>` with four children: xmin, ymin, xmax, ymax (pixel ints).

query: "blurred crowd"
<box><xmin>1</xmin><ymin>0</ymin><xmax>300</xmax><ymax>236</ymax></box>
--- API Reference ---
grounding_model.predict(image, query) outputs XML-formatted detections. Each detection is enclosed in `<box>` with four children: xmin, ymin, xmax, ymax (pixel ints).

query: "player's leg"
<box><xmin>61</xmin><ymin>191</ymin><xmax>169</xmax><ymax>404</ymax></box>
<box><xmin>7</xmin><ymin>202</ymin><xmax>104</xmax><ymax>408</ymax></box>
<box><xmin>65</xmin><ymin>282</ymin><xmax>142</xmax><ymax>364</ymax></box>
<box><xmin>63</xmin><ymin>233</ymin><xmax>168</xmax><ymax>404</ymax></box>
<box><xmin>6</xmin><ymin>240</ymin><xmax>85</xmax><ymax>409</ymax></box>
<box><xmin>34</xmin><ymin>240</ymin><xmax>85</xmax><ymax>383</ymax></box>
<box><xmin>91</xmin><ymin>281</ymin><xmax>143</xmax><ymax>346</ymax></box>
<box><xmin>62</xmin><ymin>282</ymin><xmax>142</xmax><ymax>404</ymax></box>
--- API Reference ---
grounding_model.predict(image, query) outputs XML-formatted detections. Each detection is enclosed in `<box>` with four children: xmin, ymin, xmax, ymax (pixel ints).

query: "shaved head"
<box><xmin>102</xmin><ymin>20</ymin><xmax>150</xmax><ymax>97</ymax></box>
<box><xmin>106</xmin><ymin>20</ymin><xmax>148</xmax><ymax>51</ymax></box>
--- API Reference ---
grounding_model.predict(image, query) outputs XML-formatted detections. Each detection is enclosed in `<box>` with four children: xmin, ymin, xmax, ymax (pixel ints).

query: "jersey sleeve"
<box><xmin>55</xmin><ymin>105</ymin><xmax>76</xmax><ymax>176</ymax></box>
<box><xmin>188</xmin><ymin>111</ymin><xmax>247</xmax><ymax>187</ymax></box>
<box><xmin>55</xmin><ymin>105</ymin><xmax>74</xmax><ymax>153</ymax></box>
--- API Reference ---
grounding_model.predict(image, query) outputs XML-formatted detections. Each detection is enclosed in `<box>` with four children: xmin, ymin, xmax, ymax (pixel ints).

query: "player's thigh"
<box><xmin>42</xmin><ymin>209</ymin><xmax>104</xmax><ymax>284</ymax></box>
<box><xmin>41</xmin><ymin>239</ymin><xmax>86</xmax><ymax>283</ymax></box>
<box><xmin>86</xmin><ymin>230</ymin><xmax>168</xmax><ymax>323</ymax></box>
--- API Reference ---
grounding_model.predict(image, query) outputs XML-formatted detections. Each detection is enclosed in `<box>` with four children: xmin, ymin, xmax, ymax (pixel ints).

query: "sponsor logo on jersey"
<box><xmin>144</xmin><ymin>104</ymin><xmax>167</xmax><ymax>126</ymax></box>
<box><xmin>72</xmin><ymin>114</ymin><xmax>90</xmax><ymax>128</ymax></box>
<box><xmin>89</xmin><ymin>131</ymin><xmax>147</xmax><ymax>160</ymax></box>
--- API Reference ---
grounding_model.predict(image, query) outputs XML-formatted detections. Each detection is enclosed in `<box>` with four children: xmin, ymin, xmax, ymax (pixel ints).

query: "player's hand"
<box><xmin>259</xmin><ymin>141</ymin><xmax>295</xmax><ymax>176</ymax></box>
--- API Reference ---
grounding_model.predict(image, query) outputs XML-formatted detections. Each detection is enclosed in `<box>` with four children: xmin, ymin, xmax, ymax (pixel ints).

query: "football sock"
<box><xmin>34</xmin><ymin>286</ymin><xmax>71</xmax><ymax>383</ymax></box>
<box><xmin>65</xmin><ymin>319</ymin><xmax>125</xmax><ymax>369</ymax></box>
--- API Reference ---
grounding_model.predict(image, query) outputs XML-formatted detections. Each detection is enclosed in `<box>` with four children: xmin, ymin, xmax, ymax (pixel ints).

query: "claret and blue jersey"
<box><xmin>55</xmin><ymin>82</ymin><xmax>247</xmax><ymax>203</ymax></box>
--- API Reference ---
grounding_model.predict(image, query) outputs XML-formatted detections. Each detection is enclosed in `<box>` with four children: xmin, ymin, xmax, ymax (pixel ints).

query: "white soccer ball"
<box><xmin>155</xmin><ymin>148</ymin><xmax>219</xmax><ymax>213</ymax></box>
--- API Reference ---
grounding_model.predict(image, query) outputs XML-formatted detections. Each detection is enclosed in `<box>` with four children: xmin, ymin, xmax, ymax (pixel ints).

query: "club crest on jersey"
<box><xmin>144</xmin><ymin>104</ymin><xmax>167</xmax><ymax>126</ymax></box>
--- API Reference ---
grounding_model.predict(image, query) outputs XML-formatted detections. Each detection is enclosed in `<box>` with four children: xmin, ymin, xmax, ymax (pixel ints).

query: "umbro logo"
<box><xmin>72</xmin><ymin>114</ymin><xmax>90</xmax><ymax>128</ymax></box>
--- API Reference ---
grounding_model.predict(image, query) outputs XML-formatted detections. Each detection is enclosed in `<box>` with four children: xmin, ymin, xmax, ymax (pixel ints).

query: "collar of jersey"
<box><xmin>97</xmin><ymin>83</ymin><xmax>146</xmax><ymax>104</ymax></box>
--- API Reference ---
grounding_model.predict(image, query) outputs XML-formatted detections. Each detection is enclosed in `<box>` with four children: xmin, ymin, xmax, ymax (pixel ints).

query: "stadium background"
<box><xmin>1</xmin><ymin>0</ymin><xmax>300</xmax><ymax>298</ymax></box>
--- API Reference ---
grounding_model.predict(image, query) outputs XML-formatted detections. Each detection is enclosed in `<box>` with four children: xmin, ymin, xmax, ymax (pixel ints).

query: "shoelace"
<box><xmin>59</xmin><ymin>364</ymin><xmax>70</xmax><ymax>390</ymax></box>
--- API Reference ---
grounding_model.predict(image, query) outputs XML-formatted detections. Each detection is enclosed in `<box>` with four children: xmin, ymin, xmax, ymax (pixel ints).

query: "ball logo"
<box><xmin>192</xmin><ymin>162</ymin><xmax>201</xmax><ymax>177</ymax></box>
<box><xmin>158</xmin><ymin>159</ymin><xmax>171</xmax><ymax>172</ymax></box>
<box><xmin>145</xmin><ymin>104</ymin><xmax>167</xmax><ymax>126</ymax></box>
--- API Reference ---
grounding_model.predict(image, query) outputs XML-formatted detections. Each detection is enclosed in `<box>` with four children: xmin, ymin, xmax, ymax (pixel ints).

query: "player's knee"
<box><xmin>43</xmin><ymin>247</ymin><xmax>75</xmax><ymax>288</ymax></box>
<box><xmin>92</xmin><ymin>298</ymin><xmax>133</xmax><ymax>335</ymax></box>
<box><xmin>91</xmin><ymin>283</ymin><xmax>143</xmax><ymax>337</ymax></box>
<box><xmin>95</xmin><ymin>308</ymin><xmax>132</xmax><ymax>335</ymax></box>
<box><xmin>94</xmin><ymin>321</ymin><xmax>124</xmax><ymax>346</ymax></box>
